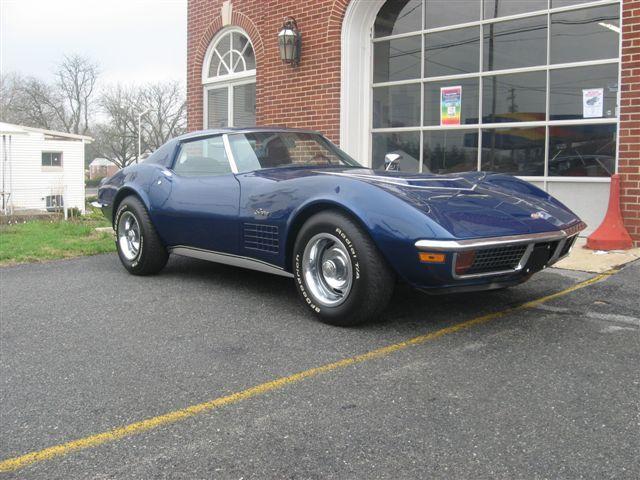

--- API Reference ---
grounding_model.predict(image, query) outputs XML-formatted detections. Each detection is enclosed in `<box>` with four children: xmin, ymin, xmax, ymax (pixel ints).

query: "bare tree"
<box><xmin>93</xmin><ymin>85</ymin><xmax>140</xmax><ymax>169</ymax></box>
<box><xmin>53</xmin><ymin>54</ymin><xmax>99</xmax><ymax>134</ymax></box>
<box><xmin>0</xmin><ymin>73</ymin><xmax>22</xmax><ymax>123</ymax></box>
<box><xmin>91</xmin><ymin>81</ymin><xmax>186</xmax><ymax>168</ymax></box>
<box><xmin>0</xmin><ymin>73</ymin><xmax>58</xmax><ymax>129</ymax></box>
<box><xmin>139</xmin><ymin>81</ymin><xmax>187</xmax><ymax>151</ymax></box>
<box><xmin>0</xmin><ymin>55</ymin><xmax>99</xmax><ymax>135</ymax></box>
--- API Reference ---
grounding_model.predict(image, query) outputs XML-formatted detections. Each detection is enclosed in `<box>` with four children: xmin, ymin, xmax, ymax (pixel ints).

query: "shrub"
<box><xmin>85</xmin><ymin>177</ymin><xmax>104</xmax><ymax>187</ymax></box>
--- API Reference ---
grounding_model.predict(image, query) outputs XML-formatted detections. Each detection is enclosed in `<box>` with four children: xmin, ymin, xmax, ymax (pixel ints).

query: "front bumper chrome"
<box><xmin>415</xmin><ymin>221</ymin><xmax>587</xmax><ymax>279</ymax></box>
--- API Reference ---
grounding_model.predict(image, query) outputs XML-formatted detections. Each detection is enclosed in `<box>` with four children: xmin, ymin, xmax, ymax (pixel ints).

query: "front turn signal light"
<box><xmin>418</xmin><ymin>252</ymin><xmax>447</xmax><ymax>264</ymax></box>
<box><xmin>455</xmin><ymin>251</ymin><xmax>476</xmax><ymax>275</ymax></box>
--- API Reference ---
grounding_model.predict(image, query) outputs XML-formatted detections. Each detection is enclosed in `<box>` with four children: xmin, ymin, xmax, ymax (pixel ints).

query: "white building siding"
<box><xmin>1</xmin><ymin>129</ymin><xmax>86</xmax><ymax>213</ymax></box>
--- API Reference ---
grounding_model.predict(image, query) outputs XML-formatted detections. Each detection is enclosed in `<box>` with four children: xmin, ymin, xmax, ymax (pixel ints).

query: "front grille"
<box><xmin>465</xmin><ymin>244</ymin><xmax>528</xmax><ymax>275</ymax></box>
<box><xmin>559</xmin><ymin>235</ymin><xmax>576</xmax><ymax>258</ymax></box>
<box><xmin>244</xmin><ymin>223</ymin><xmax>279</xmax><ymax>253</ymax></box>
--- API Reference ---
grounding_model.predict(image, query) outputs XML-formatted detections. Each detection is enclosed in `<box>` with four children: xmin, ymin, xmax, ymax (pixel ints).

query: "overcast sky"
<box><xmin>1</xmin><ymin>0</ymin><xmax>187</xmax><ymax>85</ymax></box>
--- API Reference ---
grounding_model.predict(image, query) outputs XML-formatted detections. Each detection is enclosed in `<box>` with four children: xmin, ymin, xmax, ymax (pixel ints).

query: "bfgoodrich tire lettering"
<box><xmin>114</xmin><ymin>195</ymin><xmax>168</xmax><ymax>275</ymax></box>
<box><xmin>293</xmin><ymin>210</ymin><xmax>395</xmax><ymax>326</ymax></box>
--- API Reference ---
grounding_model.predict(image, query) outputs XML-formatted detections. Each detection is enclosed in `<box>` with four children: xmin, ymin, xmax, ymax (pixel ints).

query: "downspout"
<box><xmin>2</xmin><ymin>134</ymin><xmax>5</xmax><ymax>213</ymax></box>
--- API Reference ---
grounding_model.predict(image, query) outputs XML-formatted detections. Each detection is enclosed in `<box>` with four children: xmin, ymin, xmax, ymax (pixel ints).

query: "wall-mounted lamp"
<box><xmin>278</xmin><ymin>17</ymin><xmax>301</xmax><ymax>66</ymax></box>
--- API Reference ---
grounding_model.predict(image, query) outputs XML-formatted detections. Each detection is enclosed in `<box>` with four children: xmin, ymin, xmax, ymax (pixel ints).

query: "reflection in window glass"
<box><xmin>374</xmin><ymin>0</ymin><xmax>422</xmax><ymax>38</ymax></box>
<box><xmin>551</xmin><ymin>5</ymin><xmax>620</xmax><ymax>64</ymax></box>
<box><xmin>425</xmin><ymin>27</ymin><xmax>480</xmax><ymax>77</ymax></box>
<box><xmin>552</xmin><ymin>0</ymin><xmax>593</xmax><ymax>7</ymax></box>
<box><xmin>42</xmin><ymin>152</ymin><xmax>63</xmax><ymax>167</ymax></box>
<box><xmin>425</xmin><ymin>0</ymin><xmax>480</xmax><ymax>29</ymax></box>
<box><xmin>424</xmin><ymin>78</ymin><xmax>479</xmax><ymax>126</ymax></box>
<box><xmin>483</xmin><ymin>16</ymin><xmax>547</xmax><ymax>71</ymax></box>
<box><xmin>372</xmin><ymin>131</ymin><xmax>421</xmax><ymax>172</ymax></box>
<box><xmin>548</xmin><ymin>124</ymin><xmax>616</xmax><ymax>177</ymax></box>
<box><xmin>373</xmin><ymin>84</ymin><xmax>421</xmax><ymax>128</ymax></box>
<box><xmin>423</xmin><ymin>130</ymin><xmax>478</xmax><ymax>174</ymax></box>
<box><xmin>483</xmin><ymin>71</ymin><xmax>546</xmax><ymax>124</ymax></box>
<box><xmin>484</xmin><ymin>0</ymin><xmax>547</xmax><ymax>19</ymax></box>
<box><xmin>481</xmin><ymin>127</ymin><xmax>545</xmax><ymax>176</ymax></box>
<box><xmin>374</xmin><ymin>36</ymin><xmax>421</xmax><ymax>83</ymax></box>
<box><xmin>549</xmin><ymin>64</ymin><xmax>618</xmax><ymax>121</ymax></box>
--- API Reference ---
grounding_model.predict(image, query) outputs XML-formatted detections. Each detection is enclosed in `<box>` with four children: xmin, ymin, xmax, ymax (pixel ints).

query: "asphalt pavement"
<box><xmin>0</xmin><ymin>254</ymin><xmax>638</xmax><ymax>479</ymax></box>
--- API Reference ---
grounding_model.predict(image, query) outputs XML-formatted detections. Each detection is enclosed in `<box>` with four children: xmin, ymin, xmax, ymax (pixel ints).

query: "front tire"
<box><xmin>114</xmin><ymin>196</ymin><xmax>168</xmax><ymax>275</ymax></box>
<box><xmin>293</xmin><ymin>210</ymin><xmax>395</xmax><ymax>326</ymax></box>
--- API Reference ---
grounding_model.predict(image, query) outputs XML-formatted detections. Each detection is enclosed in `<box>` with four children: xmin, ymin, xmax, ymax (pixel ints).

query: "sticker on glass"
<box><xmin>441</xmin><ymin>86</ymin><xmax>462</xmax><ymax>126</ymax></box>
<box><xmin>583</xmin><ymin>88</ymin><xmax>603</xmax><ymax>118</ymax></box>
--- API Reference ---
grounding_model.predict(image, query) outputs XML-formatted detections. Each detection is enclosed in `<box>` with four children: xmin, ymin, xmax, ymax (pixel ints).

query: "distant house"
<box><xmin>0</xmin><ymin>122</ymin><xmax>92</xmax><ymax>214</ymax></box>
<box><xmin>89</xmin><ymin>157</ymin><xmax>119</xmax><ymax>180</ymax></box>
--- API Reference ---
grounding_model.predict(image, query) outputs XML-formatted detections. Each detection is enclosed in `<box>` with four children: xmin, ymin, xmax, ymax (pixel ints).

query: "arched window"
<box><xmin>203</xmin><ymin>28</ymin><xmax>256</xmax><ymax>128</ymax></box>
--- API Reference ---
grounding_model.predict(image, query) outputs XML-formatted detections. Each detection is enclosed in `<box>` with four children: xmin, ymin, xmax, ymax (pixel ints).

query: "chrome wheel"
<box><xmin>302</xmin><ymin>233</ymin><xmax>353</xmax><ymax>307</ymax></box>
<box><xmin>117</xmin><ymin>211</ymin><xmax>141</xmax><ymax>261</ymax></box>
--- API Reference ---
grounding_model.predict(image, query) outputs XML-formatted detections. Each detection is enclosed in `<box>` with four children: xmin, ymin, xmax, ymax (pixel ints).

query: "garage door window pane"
<box><xmin>372</xmin><ymin>131</ymin><xmax>420</xmax><ymax>172</ymax></box>
<box><xmin>425</xmin><ymin>0</ymin><xmax>480</xmax><ymax>29</ymax></box>
<box><xmin>552</xmin><ymin>0</ymin><xmax>593</xmax><ymax>7</ymax></box>
<box><xmin>374</xmin><ymin>36</ymin><xmax>422</xmax><ymax>83</ymax></box>
<box><xmin>548</xmin><ymin>124</ymin><xmax>616</xmax><ymax>177</ymax></box>
<box><xmin>423</xmin><ymin>130</ymin><xmax>478</xmax><ymax>174</ymax></box>
<box><xmin>484</xmin><ymin>0</ymin><xmax>547</xmax><ymax>19</ymax></box>
<box><xmin>373</xmin><ymin>84</ymin><xmax>421</xmax><ymax>128</ymax></box>
<box><xmin>481</xmin><ymin>127</ymin><xmax>545</xmax><ymax>176</ymax></box>
<box><xmin>374</xmin><ymin>0</ymin><xmax>422</xmax><ymax>38</ymax></box>
<box><xmin>483</xmin><ymin>16</ymin><xmax>547</xmax><ymax>71</ymax></box>
<box><xmin>233</xmin><ymin>83</ymin><xmax>256</xmax><ymax>127</ymax></box>
<box><xmin>425</xmin><ymin>27</ymin><xmax>480</xmax><ymax>78</ymax></box>
<box><xmin>549</xmin><ymin>64</ymin><xmax>618</xmax><ymax>121</ymax></box>
<box><xmin>551</xmin><ymin>5</ymin><xmax>620</xmax><ymax>64</ymax></box>
<box><xmin>207</xmin><ymin>88</ymin><xmax>228</xmax><ymax>128</ymax></box>
<box><xmin>483</xmin><ymin>71</ymin><xmax>546</xmax><ymax>124</ymax></box>
<box><xmin>424</xmin><ymin>78</ymin><xmax>479</xmax><ymax>126</ymax></box>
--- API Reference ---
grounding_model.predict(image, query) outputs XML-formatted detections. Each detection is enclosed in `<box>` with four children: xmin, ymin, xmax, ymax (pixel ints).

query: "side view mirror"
<box><xmin>384</xmin><ymin>153</ymin><xmax>401</xmax><ymax>171</ymax></box>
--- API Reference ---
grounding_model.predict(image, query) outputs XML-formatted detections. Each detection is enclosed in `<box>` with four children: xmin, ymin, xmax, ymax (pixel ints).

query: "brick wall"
<box><xmin>188</xmin><ymin>0</ymin><xmax>640</xmax><ymax>246</ymax></box>
<box><xmin>621</xmin><ymin>0</ymin><xmax>640</xmax><ymax>246</ymax></box>
<box><xmin>187</xmin><ymin>0</ymin><xmax>349</xmax><ymax>144</ymax></box>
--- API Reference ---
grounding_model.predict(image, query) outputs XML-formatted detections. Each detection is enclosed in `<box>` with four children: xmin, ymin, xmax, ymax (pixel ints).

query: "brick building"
<box><xmin>187</xmin><ymin>0</ymin><xmax>640</xmax><ymax>245</ymax></box>
<box><xmin>88</xmin><ymin>158</ymin><xmax>119</xmax><ymax>180</ymax></box>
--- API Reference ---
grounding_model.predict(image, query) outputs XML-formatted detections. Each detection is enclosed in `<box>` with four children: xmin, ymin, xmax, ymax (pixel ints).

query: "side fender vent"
<box><xmin>244</xmin><ymin>223</ymin><xmax>279</xmax><ymax>253</ymax></box>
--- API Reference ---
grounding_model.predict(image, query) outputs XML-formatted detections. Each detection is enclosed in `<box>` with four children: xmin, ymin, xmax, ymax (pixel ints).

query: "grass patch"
<box><xmin>0</xmin><ymin>212</ymin><xmax>115</xmax><ymax>266</ymax></box>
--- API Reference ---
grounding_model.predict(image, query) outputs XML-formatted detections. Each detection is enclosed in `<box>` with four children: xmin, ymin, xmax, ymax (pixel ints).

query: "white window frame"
<box><xmin>342</xmin><ymin>0</ymin><xmax>622</xmax><ymax>185</ymax></box>
<box><xmin>204</xmin><ymin>78</ymin><xmax>257</xmax><ymax>128</ymax></box>
<box><xmin>202</xmin><ymin>27</ymin><xmax>256</xmax><ymax>128</ymax></box>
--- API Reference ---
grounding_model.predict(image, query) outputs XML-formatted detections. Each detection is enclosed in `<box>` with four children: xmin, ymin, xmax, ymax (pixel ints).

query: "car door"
<box><xmin>151</xmin><ymin>134</ymin><xmax>240</xmax><ymax>253</ymax></box>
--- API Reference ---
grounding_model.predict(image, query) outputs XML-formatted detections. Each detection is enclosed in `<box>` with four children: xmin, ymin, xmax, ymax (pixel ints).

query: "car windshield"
<box><xmin>227</xmin><ymin>132</ymin><xmax>360</xmax><ymax>173</ymax></box>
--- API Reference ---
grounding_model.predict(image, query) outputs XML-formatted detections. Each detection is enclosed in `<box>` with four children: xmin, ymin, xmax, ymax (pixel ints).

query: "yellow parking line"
<box><xmin>0</xmin><ymin>269</ymin><xmax>616</xmax><ymax>473</ymax></box>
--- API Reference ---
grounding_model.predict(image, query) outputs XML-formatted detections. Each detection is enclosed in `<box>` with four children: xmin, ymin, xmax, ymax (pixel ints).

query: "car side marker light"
<box><xmin>418</xmin><ymin>252</ymin><xmax>447</xmax><ymax>264</ymax></box>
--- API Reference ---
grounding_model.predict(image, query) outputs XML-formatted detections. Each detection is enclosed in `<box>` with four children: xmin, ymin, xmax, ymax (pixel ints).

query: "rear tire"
<box><xmin>114</xmin><ymin>196</ymin><xmax>168</xmax><ymax>275</ymax></box>
<box><xmin>293</xmin><ymin>210</ymin><xmax>395</xmax><ymax>326</ymax></box>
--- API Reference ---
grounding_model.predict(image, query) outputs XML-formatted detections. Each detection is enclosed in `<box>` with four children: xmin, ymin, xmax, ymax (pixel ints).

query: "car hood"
<box><xmin>251</xmin><ymin>167</ymin><xmax>582</xmax><ymax>239</ymax></box>
<box><xmin>327</xmin><ymin>169</ymin><xmax>580</xmax><ymax>238</ymax></box>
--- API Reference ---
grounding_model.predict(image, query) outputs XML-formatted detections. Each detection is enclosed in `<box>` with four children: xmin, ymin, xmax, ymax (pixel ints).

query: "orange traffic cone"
<box><xmin>586</xmin><ymin>174</ymin><xmax>633</xmax><ymax>251</ymax></box>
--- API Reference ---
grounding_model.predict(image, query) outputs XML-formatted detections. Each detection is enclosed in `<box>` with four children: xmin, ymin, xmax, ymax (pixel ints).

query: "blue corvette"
<box><xmin>97</xmin><ymin>127</ymin><xmax>585</xmax><ymax>326</ymax></box>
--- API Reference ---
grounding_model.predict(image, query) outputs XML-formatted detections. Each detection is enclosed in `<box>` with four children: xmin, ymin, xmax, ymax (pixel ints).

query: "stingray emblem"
<box><xmin>531</xmin><ymin>211</ymin><xmax>552</xmax><ymax>220</ymax></box>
